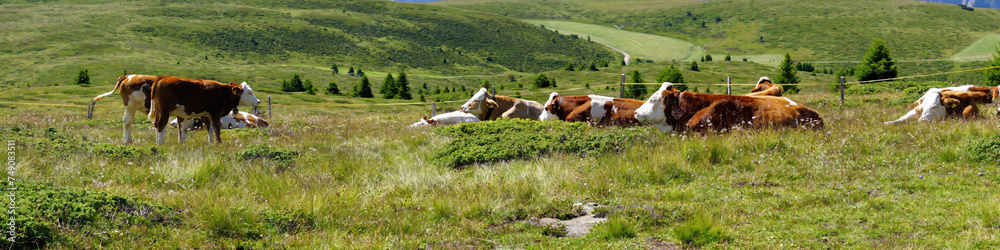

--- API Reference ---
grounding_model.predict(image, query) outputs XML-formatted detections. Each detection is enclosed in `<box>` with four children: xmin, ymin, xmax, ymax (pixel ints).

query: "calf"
<box><xmin>91</xmin><ymin>74</ymin><xmax>158</xmax><ymax>144</ymax></box>
<box><xmin>408</xmin><ymin>111</ymin><xmax>480</xmax><ymax>128</ymax></box>
<box><xmin>745</xmin><ymin>77</ymin><xmax>783</xmax><ymax>97</ymax></box>
<box><xmin>461</xmin><ymin>88</ymin><xmax>544</xmax><ymax>120</ymax></box>
<box><xmin>147</xmin><ymin>76</ymin><xmax>260</xmax><ymax>144</ymax></box>
<box><xmin>171</xmin><ymin>111</ymin><xmax>269</xmax><ymax>131</ymax></box>
<box><xmin>635</xmin><ymin>82</ymin><xmax>823</xmax><ymax>133</ymax></box>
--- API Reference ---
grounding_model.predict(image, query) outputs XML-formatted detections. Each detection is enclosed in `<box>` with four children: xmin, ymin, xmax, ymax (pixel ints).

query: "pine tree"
<box><xmin>855</xmin><ymin>38</ymin><xmax>898</xmax><ymax>82</ymax></box>
<box><xmin>775</xmin><ymin>52</ymin><xmax>800</xmax><ymax>94</ymax></box>
<box><xmin>656</xmin><ymin>64</ymin><xmax>687</xmax><ymax>91</ymax></box>
<box><xmin>564</xmin><ymin>62</ymin><xmax>575</xmax><ymax>71</ymax></box>
<box><xmin>589</xmin><ymin>61</ymin><xmax>598</xmax><ymax>71</ymax></box>
<box><xmin>434</xmin><ymin>86</ymin><xmax>441</xmax><ymax>94</ymax></box>
<box><xmin>725</xmin><ymin>55</ymin><xmax>731</xmax><ymax>61</ymax></box>
<box><xmin>356</xmin><ymin>75</ymin><xmax>373</xmax><ymax>98</ymax></box>
<box><xmin>331</xmin><ymin>63</ymin><xmax>339</xmax><ymax>75</ymax></box>
<box><xmin>984</xmin><ymin>47</ymin><xmax>1000</xmax><ymax>86</ymax></box>
<box><xmin>481</xmin><ymin>79</ymin><xmax>491</xmax><ymax>90</ymax></box>
<box><xmin>704</xmin><ymin>54</ymin><xmax>713</xmax><ymax>62</ymax></box>
<box><xmin>325</xmin><ymin>81</ymin><xmax>340</xmax><ymax>95</ymax></box>
<box><xmin>304</xmin><ymin>79</ymin><xmax>315</xmax><ymax>95</ymax></box>
<box><xmin>627</xmin><ymin>70</ymin><xmax>647</xmax><ymax>99</ymax></box>
<box><xmin>356</xmin><ymin>69</ymin><xmax>365</xmax><ymax>77</ymax></box>
<box><xmin>348</xmin><ymin>66</ymin><xmax>355</xmax><ymax>75</ymax></box>
<box><xmin>75</xmin><ymin>69</ymin><xmax>90</xmax><ymax>86</ymax></box>
<box><xmin>551</xmin><ymin>78</ymin><xmax>557</xmax><ymax>88</ymax></box>
<box><xmin>419</xmin><ymin>94</ymin><xmax>426</xmax><ymax>102</ymax></box>
<box><xmin>690</xmin><ymin>61</ymin><xmax>699</xmax><ymax>71</ymax></box>
<box><xmin>381</xmin><ymin>73</ymin><xmax>396</xmax><ymax>99</ymax></box>
<box><xmin>397</xmin><ymin>71</ymin><xmax>412</xmax><ymax>100</ymax></box>
<box><xmin>532</xmin><ymin>73</ymin><xmax>550</xmax><ymax>88</ymax></box>
<box><xmin>422</xmin><ymin>82</ymin><xmax>428</xmax><ymax>90</ymax></box>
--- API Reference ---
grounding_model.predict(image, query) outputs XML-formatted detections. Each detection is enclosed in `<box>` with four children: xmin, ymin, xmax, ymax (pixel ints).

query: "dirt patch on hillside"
<box><xmin>529</xmin><ymin>203</ymin><xmax>608</xmax><ymax>237</ymax></box>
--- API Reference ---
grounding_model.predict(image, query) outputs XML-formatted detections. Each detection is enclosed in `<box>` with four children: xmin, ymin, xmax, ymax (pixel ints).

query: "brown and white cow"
<box><xmin>884</xmin><ymin>85</ymin><xmax>998</xmax><ymax>124</ymax></box>
<box><xmin>92</xmin><ymin>74</ymin><xmax>158</xmax><ymax>144</ymax></box>
<box><xmin>171</xmin><ymin>111</ymin><xmax>269</xmax><ymax>131</ymax></box>
<box><xmin>147</xmin><ymin>76</ymin><xmax>260</xmax><ymax>144</ymax></box>
<box><xmin>942</xmin><ymin>90</ymin><xmax>988</xmax><ymax>119</ymax></box>
<box><xmin>578</xmin><ymin>95</ymin><xmax>646</xmax><ymax>127</ymax></box>
<box><xmin>461</xmin><ymin>88</ymin><xmax>544</xmax><ymax>120</ymax></box>
<box><xmin>635</xmin><ymin>82</ymin><xmax>824</xmax><ymax>133</ymax></box>
<box><xmin>540</xmin><ymin>92</ymin><xmax>603</xmax><ymax>122</ymax></box>
<box><xmin>745</xmin><ymin>77</ymin><xmax>783</xmax><ymax>97</ymax></box>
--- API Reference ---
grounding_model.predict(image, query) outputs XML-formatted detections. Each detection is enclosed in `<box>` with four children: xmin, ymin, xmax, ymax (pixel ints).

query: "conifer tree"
<box><xmin>855</xmin><ymin>38</ymin><xmax>898</xmax><ymax>82</ymax></box>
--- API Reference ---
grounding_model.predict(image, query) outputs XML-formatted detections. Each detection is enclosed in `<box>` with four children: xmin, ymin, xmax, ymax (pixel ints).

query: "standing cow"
<box><xmin>147</xmin><ymin>76</ymin><xmax>260</xmax><ymax>144</ymax></box>
<box><xmin>92</xmin><ymin>74</ymin><xmax>158</xmax><ymax>144</ymax></box>
<box><xmin>461</xmin><ymin>88</ymin><xmax>544</xmax><ymax>120</ymax></box>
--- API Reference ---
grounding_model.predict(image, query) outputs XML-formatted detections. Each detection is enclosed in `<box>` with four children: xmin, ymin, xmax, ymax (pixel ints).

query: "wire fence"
<box><xmin>3</xmin><ymin>65</ymin><xmax>998</xmax><ymax>118</ymax></box>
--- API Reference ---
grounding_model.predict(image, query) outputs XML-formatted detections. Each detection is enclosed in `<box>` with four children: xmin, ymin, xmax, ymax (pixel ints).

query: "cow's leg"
<box><xmin>963</xmin><ymin>104</ymin><xmax>980</xmax><ymax>118</ymax></box>
<box><xmin>177</xmin><ymin>118</ymin><xmax>188</xmax><ymax>143</ymax></box>
<box><xmin>206</xmin><ymin>119</ymin><xmax>215</xmax><ymax>143</ymax></box>
<box><xmin>154</xmin><ymin>115</ymin><xmax>168</xmax><ymax>145</ymax></box>
<box><xmin>123</xmin><ymin>108</ymin><xmax>135</xmax><ymax>144</ymax></box>
<box><xmin>501</xmin><ymin>102</ymin><xmax>529</xmax><ymax>119</ymax></box>
<box><xmin>885</xmin><ymin>108</ymin><xmax>920</xmax><ymax>125</ymax></box>
<box><xmin>565</xmin><ymin>102</ymin><xmax>593</xmax><ymax>123</ymax></box>
<box><xmin>211</xmin><ymin>115</ymin><xmax>223</xmax><ymax>143</ymax></box>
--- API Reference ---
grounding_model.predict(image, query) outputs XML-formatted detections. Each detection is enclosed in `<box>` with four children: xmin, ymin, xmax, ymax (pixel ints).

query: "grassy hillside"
<box><xmin>0</xmin><ymin>0</ymin><xmax>617</xmax><ymax>88</ymax></box>
<box><xmin>441</xmin><ymin>0</ymin><xmax>1000</xmax><ymax>62</ymax></box>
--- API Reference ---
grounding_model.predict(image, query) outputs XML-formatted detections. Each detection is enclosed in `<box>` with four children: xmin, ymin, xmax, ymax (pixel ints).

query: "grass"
<box><xmin>524</xmin><ymin>20</ymin><xmax>703</xmax><ymax>62</ymax></box>
<box><xmin>950</xmin><ymin>34</ymin><xmax>1000</xmax><ymax>61</ymax></box>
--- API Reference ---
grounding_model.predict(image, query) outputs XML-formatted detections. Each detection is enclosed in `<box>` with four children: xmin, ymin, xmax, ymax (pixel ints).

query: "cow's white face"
<box><xmin>635</xmin><ymin>82</ymin><xmax>675</xmax><ymax>132</ymax></box>
<box><xmin>916</xmin><ymin>89</ymin><xmax>947</xmax><ymax>122</ymax></box>
<box><xmin>539</xmin><ymin>92</ymin><xmax>560</xmax><ymax>121</ymax></box>
<box><xmin>239</xmin><ymin>82</ymin><xmax>261</xmax><ymax>107</ymax></box>
<box><xmin>461</xmin><ymin>88</ymin><xmax>494</xmax><ymax>115</ymax></box>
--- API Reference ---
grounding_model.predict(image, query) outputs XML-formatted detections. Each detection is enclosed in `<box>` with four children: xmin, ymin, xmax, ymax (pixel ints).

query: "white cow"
<box><xmin>408</xmin><ymin>111</ymin><xmax>480</xmax><ymax>128</ymax></box>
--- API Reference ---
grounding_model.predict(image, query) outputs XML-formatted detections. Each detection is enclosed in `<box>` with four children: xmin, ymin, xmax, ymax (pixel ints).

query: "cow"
<box><xmin>460</xmin><ymin>88</ymin><xmax>544</xmax><ymax>120</ymax></box>
<box><xmin>634</xmin><ymin>82</ymin><xmax>824</xmax><ymax>133</ymax></box>
<box><xmin>539</xmin><ymin>92</ymin><xmax>601</xmax><ymax>122</ymax></box>
<box><xmin>746</xmin><ymin>77</ymin><xmax>783</xmax><ymax>97</ymax></box>
<box><xmin>147</xmin><ymin>76</ymin><xmax>260</xmax><ymax>144</ymax></box>
<box><xmin>171</xmin><ymin>111</ymin><xmax>269</xmax><ymax>131</ymax></box>
<box><xmin>92</xmin><ymin>74</ymin><xmax>158</xmax><ymax>144</ymax></box>
<box><xmin>561</xmin><ymin>95</ymin><xmax>645</xmax><ymax>127</ymax></box>
<box><xmin>408</xmin><ymin>110</ymin><xmax>480</xmax><ymax>128</ymax></box>
<box><xmin>884</xmin><ymin>85</ymin><xmax>998</xmax><ymax>124</ymax></box>
<box><xmin>942</xmin><ymin>90</ymin><xmax>987</xmax><ymax>119</ymax></box>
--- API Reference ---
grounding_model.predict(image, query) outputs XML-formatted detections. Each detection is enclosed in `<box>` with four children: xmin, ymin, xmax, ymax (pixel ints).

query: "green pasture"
<box><xmin>524</xmin><ymin>20</ymin><xmax>702</xmax><ymax>62</ymax></box>
<box><xmin>951</xmin><ymin>34</ymin><xmax>1000</xmax><ymax>62</ymax></box>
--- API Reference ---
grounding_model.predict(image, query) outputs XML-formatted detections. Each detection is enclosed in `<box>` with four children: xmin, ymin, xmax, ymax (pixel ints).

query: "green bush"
<box><xmin>237</xmin><ymin>144</ymin><xmax>300</xmax><ymax>165</ymax></box>
<box><xmin>541</xmin><ymin>224</ymin><xmax>567</xmax><ymax>237</ymax></box>
<box><xmin>965</xmin><ymin>136</ymin><xmax>1000</xmax><ymax>164</ymax></box>
<box><xmin>3</xmin><ymin>181</ymin><xmax>178</xmax><ymax>248</ymax></box>
<box><xmin>674</xmin><ymin>214</ymin><xmax>731</xmax><ymax>247</ymax></box>
<box><xmin>33</xmin><ymin>128</ymin><xmax>158</xmax><ymax>161</ymax></box>
<box><xmin>432</xmin><ymin>119</ymin><xmax>653</xmax><ymax>167</ymax></box>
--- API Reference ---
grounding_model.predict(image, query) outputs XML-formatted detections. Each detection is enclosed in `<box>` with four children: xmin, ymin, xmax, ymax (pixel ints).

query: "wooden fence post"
<box><xmin>432</xmin><ymin>102</ymin><xmax>436</xmax><ymax>117</ymax></box>
<box><xmin>267</xmin><ymin>96</ymin><xmax>272</xmax><ymax>118</ymax></box>
<box><xmin>727</xmin><ymin>76</ymin><xmax>732</xmax><ymax>95</ymax></box>
<box><xmin>87</xmin><ymin>101</ymin><xmax>95</xmax><ymax>120</ymax></box>
<box><xmin>840</xmin><ymin>76</ymin><xmax>845</xmax><ymax>106</ymax></box>
<box><xmin>619</xmin><ymin>74</ymin><xmax>625</xmax><ymax>98</ymax></box>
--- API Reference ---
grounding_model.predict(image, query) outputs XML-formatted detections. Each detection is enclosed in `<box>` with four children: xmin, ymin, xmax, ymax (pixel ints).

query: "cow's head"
<box><xmin>751</xmin><ymin>77</ymin><xmax>773</xmax><ymax>93</ymax></box>
<box><xmin>461</xmin><ymin>88</ymin><xmax>497</xmax><ymax>116</ymax></box>
<box><xmin>539</xmin><ymin>92</ymin><xmax>562</xmax><ymax>121</ymax></box>
<box><xmin>238</xmin><ymin>82</ymin><xmax>261</xmax><ymax>107</ymax></box>
<box><xmin>635</xmin><ymin>82</ymin><xmax>679</xmax><ymax>132</ymax></box>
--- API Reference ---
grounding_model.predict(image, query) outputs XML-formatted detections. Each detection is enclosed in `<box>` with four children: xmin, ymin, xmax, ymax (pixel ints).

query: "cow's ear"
<box><xmin>232</xmin><ymin>87</ymin><xmax>243</xmax><ymax>96</ymax></box>
<box><xmin>486</xmin><ymin>99</ymin><xmax>498</xmax><ymax>108</ymax></box>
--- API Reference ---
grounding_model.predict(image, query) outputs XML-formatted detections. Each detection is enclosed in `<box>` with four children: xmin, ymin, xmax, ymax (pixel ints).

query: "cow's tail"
<box><xmin>93</xmin><ymin>75</ymin><xmax>127</xmax><ymax>102</ymax></box>
<box><xmin>147</xmin><ymin>76</ymin><xmax>164</xmax><ymax>122</ymax></box>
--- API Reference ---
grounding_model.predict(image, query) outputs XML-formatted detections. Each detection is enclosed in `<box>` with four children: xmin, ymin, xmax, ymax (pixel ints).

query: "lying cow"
<box><xmin>745</xmin><ymin>77</ymin><xmax>783</xmax><ymax>97</ymax></box>
<box><xmin>147</xmin><ymin>76</ymin><xmax>260</xmax><ymax>144</ymax></box>
<box><xmin>573</xmin><ymin>95</ymin><xmax>645</xmax><ymax>127</ymax></box>
<box><xmin>461</xmin><ymin>88</ymin><xmax>544</xmax><ymax>120</ymax></box>
<box><xmin>408</xmin><ymin>111</ymin><xmax>480</xmax><ymax>128</ymax></box>
<box><xmin>171</xmin><ymin>111</ymin><xmax>269</xmax><ymax>131</ymax></box>
<box><xmin>635</xmin><ymin>82</ymin><xmax>824</xmax><ymax>133</ymax></box>
<box><xmin>884</xmin><ymin>85</ymin><xmax>998</xmax><ymax>124</ymax></box>
<box><xmin>92</xmin><ymin>74</ymin><xmax>158</xmax><ymax>144</ymax></box>
<box><xmin>539</xmin><ymin>92</ymin><xmax>611</xmax><ymax>122</ymax></box>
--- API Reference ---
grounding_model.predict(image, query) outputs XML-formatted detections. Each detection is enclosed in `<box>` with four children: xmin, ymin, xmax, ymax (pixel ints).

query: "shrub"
<box><xmin>237</xmin><ymin>144</ymin><xmax>299</xmax><ymax>165</ymax></box>
<box><xmin>432</xmin><ymin>119</ymin><xmax>653</xmax><ymax>167</ymax></box>
<box><xmin>674</xmin><ymin>214</ymin><xmax>731</xmax><ymax>247</ymax></box>
<box><xmin>965</xmin><ymin>136</ymin><xmax>1000</xmax><ymax>164</ymax></box>
<box><xmin>325</xmin><ymin>81</ymin><xmax>340</xmax><ymax>95</ymax></box>
<box><xmin>541</xmin><ymin>224</ymin><xmax>567</xmax><ymax>237</ymax></box>
<box><xmin>74</xmin><ymin>69</ymin><xmax>91</xmax><ymax>86</ymax></box>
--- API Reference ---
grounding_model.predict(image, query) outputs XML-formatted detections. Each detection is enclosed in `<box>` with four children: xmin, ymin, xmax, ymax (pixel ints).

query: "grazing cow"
<box><xmin>574</xmin><ymin>95</ymin><xmax>646</xmax><ymax>127</ymax></box>
<box><xmin>171</xmin><ymin>111</ymin><xmax>269</xmax><ymax>131</ymax></box>
<box><xmin>461</xmin><ymin>88</ymin><xmax>544</xmax><ymax>120</ymax></box>
<box><xmin>634</xmin><ymin>82</ymin><xmax>824</xmax><ymax>133</ymax></box>
<box><xmin>884</xmin><ymin>85</ymin><xmax>998</xmax><ymax>124</ymax></box>
<box><xmin>746</xmin><ymin>77</ymin><xmax>783</xmax><ymax>97</ymax></box>
<box><xmin>408</xmin><ymin>111</ymin><xmax>480</xmax><ymax>128</ymax></box>
<box><xmin>147</xmin><ymin>76</ymin><xmax>260</xmax><ymax>144</ymax></box>
<box><xmin>92</xmin><ymin>74</ymin><xmax>158</xmax><ymax>144</ymax></box>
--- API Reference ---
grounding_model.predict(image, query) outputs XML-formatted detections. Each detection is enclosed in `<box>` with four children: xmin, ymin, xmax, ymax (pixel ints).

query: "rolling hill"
<box><xmin>0</xmin><ymin>0</ymin><xmax>618</xmax><ymax>88</ymax></box>
<box><xmin>439</xmin><ymin>0</ymin><xmax>1000</xmax><ymax>62</ymax></box>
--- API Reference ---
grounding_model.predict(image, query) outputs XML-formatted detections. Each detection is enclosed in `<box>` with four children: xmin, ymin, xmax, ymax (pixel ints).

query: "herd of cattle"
<box><xmin>88</xmin><ymin>74</ymin><xmax>1000</xmax><ymax>144</ymax></box>
<box><xmin>412</xmin><ymin>77</ymin><xmax>1000</xmax><ymax>133</ymax></box>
